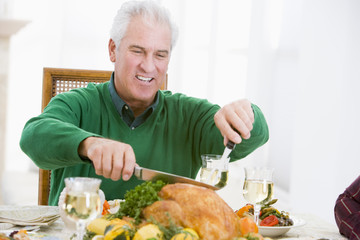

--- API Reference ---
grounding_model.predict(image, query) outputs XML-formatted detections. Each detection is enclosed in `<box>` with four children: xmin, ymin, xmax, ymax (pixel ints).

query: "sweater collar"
<box><xmin>108</xmin><ymin>73</ymin><xmax>159</xmax><ymax>127</ymax></box>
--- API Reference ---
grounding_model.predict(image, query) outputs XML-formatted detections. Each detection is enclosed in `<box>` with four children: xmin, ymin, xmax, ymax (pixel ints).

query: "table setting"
<box><xmin>0</xmin><ymin>183</ymin><xmax>345</xmax><ymax>240</ymax></box>
<box><xmin>0</xmin><ymin>147</ymin><xmax>346</xmax><ymax>240</ymax></box>
<box><xmin>0</xmin><ymin>205</ymin><xmax>64</xmax><ymax>239</ymax></box>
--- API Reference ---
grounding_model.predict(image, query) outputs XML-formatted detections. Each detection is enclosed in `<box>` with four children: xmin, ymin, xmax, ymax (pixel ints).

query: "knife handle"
<box><xmin>226</xmin><ymin>141</ymin><xmax>236</xmax><ymax>150</ymax></box>
<box><xmin>134</xmin><ymin>166</ymin><xmax>142</xmax><ymax>179</ymax></box>
<box><xmin>226</xmin><ymin>128</ymin><xmax>241</xmax><ymax>150</ymax></box>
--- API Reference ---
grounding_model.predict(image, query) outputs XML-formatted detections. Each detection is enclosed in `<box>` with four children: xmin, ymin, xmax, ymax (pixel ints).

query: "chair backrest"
<box><xmin>38</xmin><ymin>67</ymin><xmax>168</xmax><ymax>205</ymax></box>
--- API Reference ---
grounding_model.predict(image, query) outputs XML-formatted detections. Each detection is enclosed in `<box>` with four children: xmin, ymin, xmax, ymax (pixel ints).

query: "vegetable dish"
<box><xmin>235</xmin><ymin>199</ymin><xmax>293</xmax><ymax>227</ymax></box>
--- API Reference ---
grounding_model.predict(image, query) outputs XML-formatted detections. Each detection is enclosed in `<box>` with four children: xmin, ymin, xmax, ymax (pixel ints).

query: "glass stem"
<box><xmin>76</xmin><ymin>221</ymin><xmax>86</xmax><ymax>240</ymax></box>
<box><xmin>254</xmin><ymin>203</ymin><xmax>261</xmax><ymax>225</ymax></box>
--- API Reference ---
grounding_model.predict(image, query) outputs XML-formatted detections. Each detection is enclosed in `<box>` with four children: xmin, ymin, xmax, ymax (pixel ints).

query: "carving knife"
<box><xmin>134</xmin><ymin>166</ymin><xmax>220</xmax><ymax>191</ymax></box>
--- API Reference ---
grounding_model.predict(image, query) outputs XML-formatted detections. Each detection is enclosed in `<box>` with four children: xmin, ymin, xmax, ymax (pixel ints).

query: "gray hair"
<box><xmin>110</xmin><ymin>0</ymin><xmax>178</xmax><ymax>51</ymax></box>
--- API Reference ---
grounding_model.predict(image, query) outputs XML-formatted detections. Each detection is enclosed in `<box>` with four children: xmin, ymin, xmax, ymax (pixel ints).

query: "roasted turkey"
<box><xmin>142</xmin><ymin>183</ymin><xmax>242</xmax><ymax>240</ymax></box>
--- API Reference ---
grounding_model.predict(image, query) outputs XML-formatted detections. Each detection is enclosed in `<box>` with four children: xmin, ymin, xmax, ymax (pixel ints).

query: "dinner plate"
<box><xmin>258</xmin><ymin>217</ymin><xmax>306</xmax><ymax>237</ymax></box>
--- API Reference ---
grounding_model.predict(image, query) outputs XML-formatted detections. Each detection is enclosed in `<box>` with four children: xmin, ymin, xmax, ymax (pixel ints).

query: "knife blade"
<box><xmin>134</xmin><ymin>166</ymin><xmax>220</xmax><ymax>191</ymax></box>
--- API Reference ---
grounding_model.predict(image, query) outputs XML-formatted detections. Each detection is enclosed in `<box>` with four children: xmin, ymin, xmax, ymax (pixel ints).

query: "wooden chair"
<box><xmin>38</xmin><ymin>67</ymin><xmax>168</xmax><ymax>205</ymax></box>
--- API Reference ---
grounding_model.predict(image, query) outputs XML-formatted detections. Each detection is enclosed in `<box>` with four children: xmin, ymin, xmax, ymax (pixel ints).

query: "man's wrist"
<box><xmin>78</xmin><ymin>136</ymin><xmax>96</xmax><ymax>158</ymax></box>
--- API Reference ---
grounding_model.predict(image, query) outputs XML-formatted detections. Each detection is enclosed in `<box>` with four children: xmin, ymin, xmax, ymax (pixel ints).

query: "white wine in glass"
<box><xmin>64</xmin><ymin>192</ymin><xmax>101</xmax><ymax>222</ymax></box>
<box><xmin>243</xmin><ymin>167</ymin><xmax>274</xmax><ymax>225</ymax></box>
<box><xmin>243</xmin><ymin>179</ymin><xmax>274</xmax><ymax>204</ymax></box>
<box><xmin>200</xmin><ymin>154</ymin><xmax>229</xmax><ymax>188</ymax></box>
<box><xmin>61</xmin><ymin>177</ymin><xmax>102</xmax><ymax>240</ymax></box>
<box><xmin>200</xmin><ymin>168</ymin><xmax>229</xmax><ymax>188</ymax></box>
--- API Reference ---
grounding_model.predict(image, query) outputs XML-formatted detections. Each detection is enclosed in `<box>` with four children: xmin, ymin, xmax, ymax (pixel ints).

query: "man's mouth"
<box><xmin>136</xmin><ymin>75</ymin><xmax>153</xmax><ymax>82</ymax></box>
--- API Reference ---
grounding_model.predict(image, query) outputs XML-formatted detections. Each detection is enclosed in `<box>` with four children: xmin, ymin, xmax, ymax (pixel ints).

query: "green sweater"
<box><xmin>20</xmin><ymin>81</ymin><xmax>269</xmax><ymax>205</ymax></box>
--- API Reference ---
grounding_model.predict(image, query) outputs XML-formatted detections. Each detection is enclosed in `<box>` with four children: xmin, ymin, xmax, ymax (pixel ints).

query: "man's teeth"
<box><xmin>137</xmin><ymin>76</ymin><xmax>152</xmax><ymax>82</ymax></box>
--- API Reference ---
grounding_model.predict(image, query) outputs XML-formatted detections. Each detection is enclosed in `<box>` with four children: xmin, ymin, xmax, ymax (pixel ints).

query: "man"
<box><xmin>20</xmin><ymin>1</ymin><xmax>269</xmax><ymax>205</ymax></box>
<box><xmin>334</xmin><ymin>175</ymin><xmax>360</xmax><ymax>239</ymax></box>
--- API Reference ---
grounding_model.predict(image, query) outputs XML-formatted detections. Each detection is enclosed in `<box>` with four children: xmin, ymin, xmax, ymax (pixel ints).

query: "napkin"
<box><xmin>0</xmin><ymin>206</ymin><xmax>60</xmax><ymax>226</ymax></box>
<box><xmin>0</xmin><ymin>223</ymin><xmax>14</xmax><ymax>230</ymax></box>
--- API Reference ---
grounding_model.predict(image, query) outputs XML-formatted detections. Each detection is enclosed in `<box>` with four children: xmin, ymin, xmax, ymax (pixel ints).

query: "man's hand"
<box><xmin>214</xmin><ymin>99</ymin><xmax>254</xmax><ymax>146</ymax></box>
<box><xmin>78</xmin><ymin>137</ymin><xmax>136</xmax><ymax>181</ymax></box>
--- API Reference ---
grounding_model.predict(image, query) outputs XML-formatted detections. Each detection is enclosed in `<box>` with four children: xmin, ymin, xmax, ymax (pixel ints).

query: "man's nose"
<box><xmin>140</xmin><ymin>55</ymin><xmax>156</xmax><ymax>73</ymax></box>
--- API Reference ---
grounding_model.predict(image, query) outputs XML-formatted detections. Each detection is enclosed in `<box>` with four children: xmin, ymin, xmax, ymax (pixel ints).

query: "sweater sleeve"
<box><xmin>19</xmin><ymin>87</ymin><xmax>102</xmax><ymax>170</ymax></box>
<box><xmin>188</xmin><ymin>98</ymin><xmax>269</xmax><ymax>161</ymax></box>
<box><xmin>334</xmin><ymin>175</ymin><xmax>360</xmax><ymax>239</ymax></box>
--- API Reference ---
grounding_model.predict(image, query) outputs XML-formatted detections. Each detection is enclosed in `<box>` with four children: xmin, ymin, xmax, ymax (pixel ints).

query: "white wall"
<box><xmin>290</xmin><ymin>0</ymin><xmax>360</xmax><ymax>222</ymax></box>
<box><xmin>4</xmin><ymin>0</ymin><xmax>360</xmax><ymax>226</ymax></box>
<box><xmin>246</xmin><ymin>0</ymin><xmax>360</xmax><ymax>224</ymax></box>
<box><xmin>6</xmin><ymin>0</ymin><xmax>119</xmax><ymax>172</ymax></box>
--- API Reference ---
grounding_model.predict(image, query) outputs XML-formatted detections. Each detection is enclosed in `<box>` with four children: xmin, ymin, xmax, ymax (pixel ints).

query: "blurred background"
<box><xmin>1</xmin><ymin>0</ymin><xmax>359</xmax><ymax>226</ymax></box>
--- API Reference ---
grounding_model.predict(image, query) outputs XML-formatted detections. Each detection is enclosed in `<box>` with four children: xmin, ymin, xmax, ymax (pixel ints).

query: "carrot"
<box><xmin>236</xmin><ymin>204</ymin><xmax>253</xmax><ymax>218</ymax></box>
<box><xmin>239</xmin><ymin>217</ymin><xmax>258</xmax><ymax>236</ymax></box>
<box><xmin>102</xmin><ymin>200</ymin><xmax>110</xmax><ymax>215</ymax></box>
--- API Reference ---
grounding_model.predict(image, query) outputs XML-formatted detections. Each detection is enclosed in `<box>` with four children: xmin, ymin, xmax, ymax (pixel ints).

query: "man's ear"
<box><xmin>108</xmin><ymin>39</ymin><xmax>116</xmax><ymax>62</ymax></box>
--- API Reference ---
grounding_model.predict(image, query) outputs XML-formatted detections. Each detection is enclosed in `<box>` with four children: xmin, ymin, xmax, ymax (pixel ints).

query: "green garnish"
<box><xmin>82</xmin><ymin>231</ymin><xmax>96</xmax><ymax>240</ymax></box>
<box><xmin>149</xmin><ymin>214</ymin><xmax>183</xmax><ymax>240</ymax></box>
<box><xmin>112</xmin><ymin>180</ymin><xmax>166</xmax><ymax>224</ymax></box>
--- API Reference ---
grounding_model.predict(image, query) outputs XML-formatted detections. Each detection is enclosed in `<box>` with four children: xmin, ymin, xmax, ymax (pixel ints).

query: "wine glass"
<box><xmin>199</xmin><ymin>154</ymin><xmax>229</xmax><ymax>188</ymax></box>
<box><xmin>242</xmin><ymin>167</ymin><xmax>273</xmax><ymax>225</ymax></box>
<box><xmin>60</xmin><ymin>177</ymin><xmax>102</xmax><ymax>240</ymax></box>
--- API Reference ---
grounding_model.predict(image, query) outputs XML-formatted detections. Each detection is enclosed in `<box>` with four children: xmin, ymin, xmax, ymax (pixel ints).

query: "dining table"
<box><xmin>0</xmin><ymin>205</ymin><xmax>346</xmax><ymax>240</ymax></box>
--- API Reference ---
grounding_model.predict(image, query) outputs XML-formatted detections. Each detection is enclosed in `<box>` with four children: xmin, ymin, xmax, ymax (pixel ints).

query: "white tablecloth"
<box><xmin>272</xmin><ymin>214</ymin><xmax>346</xmax><ymax>240</ymax></box>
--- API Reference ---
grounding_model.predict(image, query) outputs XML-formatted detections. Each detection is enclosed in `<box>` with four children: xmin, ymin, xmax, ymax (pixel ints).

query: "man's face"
<box><xmin>109</xmin><ymin>16</ymin><xmax>172</xmax><ymax>108</ymax></box>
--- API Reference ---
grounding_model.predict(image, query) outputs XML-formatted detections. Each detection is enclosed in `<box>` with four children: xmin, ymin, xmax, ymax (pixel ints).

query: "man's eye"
<box><xmin>156</xmin><ymin>53</ymin><xmax>168</xmax><ymax>59</ymax></box>
<box><xmin>132</xmin><ymin>50</ymin><xmax>142</xmax><ymax>54</ymax></box>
